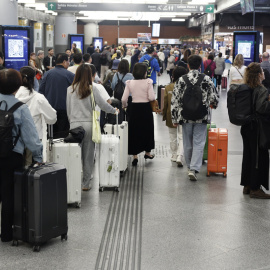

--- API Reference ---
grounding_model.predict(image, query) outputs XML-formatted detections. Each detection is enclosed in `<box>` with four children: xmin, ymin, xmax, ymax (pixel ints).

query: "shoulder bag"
<box><xmin>90</xmin><ymin>87</ymin><xmax>101</xmax><ymax>143</ymax></box>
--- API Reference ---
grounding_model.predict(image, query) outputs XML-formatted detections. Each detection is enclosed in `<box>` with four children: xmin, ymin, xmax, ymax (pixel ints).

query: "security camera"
<box><xmin>73</xmin><ymin>19</ymin><xmax>77</xmax><ymax>23</ymax></box>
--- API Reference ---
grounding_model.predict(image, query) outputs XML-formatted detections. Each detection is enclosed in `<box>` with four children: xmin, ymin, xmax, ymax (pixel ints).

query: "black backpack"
<box><xmin>181</xmin><ymin>74</ymin><xmax>207</xmax><ymax>121</ymax></box>
<box><xmin>100</xmin><ymin>53</ymin><xmax>107</xmax><ymax>65</ymax></box>
<box><xmin>0</xmin><ymin>101</ymin><xmax>24</xmax><ymax>158</ymax></box>
<box><xmin>262</xmin><ymin>68</ymin><xmax>270</xmax><ymax>94</ymax></box>
<box><xmin>204</xmin><ymin>61</ymin><xmax>213</xmax><ymax>77</ymax></box>
<box><xmin>227</xmin><ymin>84</ymin><xmax>254</xmax><ymax>126</ymax></box>
<box><xmin>114</xmin><ymin>73</ymin><xmax>126</xmax><ymax>101</ymax></box>
<box><xmin>142</xmin><ymin>57</ymin><xmax>153</xmax><ymax>78</ymax></box>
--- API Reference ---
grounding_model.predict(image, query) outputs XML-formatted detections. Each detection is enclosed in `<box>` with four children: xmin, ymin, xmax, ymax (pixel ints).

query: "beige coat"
<box><xmin>163</xmin><ymin>83</ymin><xmax>176</xmax><ymax>128</ymax></box>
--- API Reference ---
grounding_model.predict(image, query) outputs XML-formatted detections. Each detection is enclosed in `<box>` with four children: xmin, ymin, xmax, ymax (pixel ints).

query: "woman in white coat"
<box><xmin>16</xmin><ymin>66</ymin><xmax>57</xmax><ymax>165</ymax></box>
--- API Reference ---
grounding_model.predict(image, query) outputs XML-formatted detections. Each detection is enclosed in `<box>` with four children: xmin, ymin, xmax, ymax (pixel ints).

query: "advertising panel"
<box><xmin>93</xmin><ymin>37</ymin><xmax>103</xmax><ymax>51</ymax></box>
<box><xmin>2</xmin><ymin>28</ymin><xmax>30</xmax><ymax>70</ymax></box>
<box><xmin>46</xmin><ymin>25</ymin><xmax>54</xmax><ymax>47</ymax></box>
<box><xmin>69</xmin><ymin>34</ymin><xmax>84</xmax><ymax>53</ymax></box>
<box><xmin>34</xmin><ymin>23</ymin><xmax>43</xmax><ymax>48</ymax></box>
<box><xmin>137</xmin><ymin>33</ymin><xmax>151</xmax><ymax>43</ymax></box>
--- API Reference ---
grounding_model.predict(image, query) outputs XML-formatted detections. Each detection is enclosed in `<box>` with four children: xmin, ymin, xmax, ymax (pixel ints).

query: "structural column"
<box><xmin>55</xmin><ymin>13</ymin><xmax>77</xmax><ymax>54</ymax></box>
<box><xmin>0</xmin><ymin>0</ymin><xmax>18</xmax><ymax>25</ymax></box>
<box><xmin>84</xmin><ymin>22</ymin><xmax>99</xmax><ymax>48</ymax></box>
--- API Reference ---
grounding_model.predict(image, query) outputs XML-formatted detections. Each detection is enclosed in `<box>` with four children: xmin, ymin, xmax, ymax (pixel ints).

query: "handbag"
<box><xmin>257</xmin><ymin>115</ymin><xmax>270</xmax><ymax>149</ymax></box>
<box><xmin>64</xmin><ymin>126</ymin><xmax>85</xmax><ymax>143</ymax></box>
<box><xmin>150</xmin><ymin>100</ymin><xmax>160</xmax><ymax>113</ymax></box>
<box><xmin>91</xmin><ymin>88</ymin><xmax>101</xmax><ymax>143</ymax></box>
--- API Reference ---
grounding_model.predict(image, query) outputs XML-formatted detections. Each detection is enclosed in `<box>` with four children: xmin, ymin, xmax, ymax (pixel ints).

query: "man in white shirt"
<box><xmin>67</xmin><ymin>53</ymin><xmax>82</xmax><ymax>74</ymax></box>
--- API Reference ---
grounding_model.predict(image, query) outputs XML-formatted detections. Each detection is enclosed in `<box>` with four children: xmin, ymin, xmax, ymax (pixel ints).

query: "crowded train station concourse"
<box><xmin>1</xmin><ymin>0</ymin><xmax>270</xmax><ymax>269</ymax></box>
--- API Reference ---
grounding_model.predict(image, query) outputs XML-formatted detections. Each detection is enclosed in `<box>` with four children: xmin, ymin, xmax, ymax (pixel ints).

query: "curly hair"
<box><xmin>244</xmin><ymin>62</ymin><xmax>263</xmax><ymax>89</ymax></box>
<box><xmin>233</xmin><ymin>54</ymin><xmax>244</xmax><ymax>68</ymax></box>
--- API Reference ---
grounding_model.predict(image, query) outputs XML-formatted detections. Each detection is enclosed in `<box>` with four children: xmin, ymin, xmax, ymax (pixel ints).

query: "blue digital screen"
<box><xmin>93</xmin><ymin>38</ymin><xmax>103</xmax><ymax>51</ymax></box>
<box><xmin>4</xmin><ymin>29</ymin><xmax>29</xmax><ymax>70</ymax></box>
<box><xmin>234</xmin><ymin>34</ymin><xmax>255</xmax><ymax>66</ymax></box>
<box><xmin>70</xmin><ymin>35</ymin><xmax>84</xmax><ymax>53</ymax></box>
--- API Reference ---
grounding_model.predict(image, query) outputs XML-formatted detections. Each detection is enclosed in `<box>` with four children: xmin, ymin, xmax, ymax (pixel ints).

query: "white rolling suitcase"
<box><xmin>99</xmin><ymin>115</ymin><xmax>120</xmax><ymax>192</ymax></box>
<box><xmin>47</xmin><ymin>126</ymin><xmax>82</xmax><ymax>208</ymax></box>
<box><xmin>103</xmin><ymin>121</ymin><xmax>128</xmax><ymax>172</ymax></box>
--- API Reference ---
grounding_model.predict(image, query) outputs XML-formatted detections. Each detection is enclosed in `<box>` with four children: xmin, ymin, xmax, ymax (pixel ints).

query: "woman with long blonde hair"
<box><xmin>228</xmin><ymin>54</ymin><xmax>246</xmax><ymax>86</ymax></box>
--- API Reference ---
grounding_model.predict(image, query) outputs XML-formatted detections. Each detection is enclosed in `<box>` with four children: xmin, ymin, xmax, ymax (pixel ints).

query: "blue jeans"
<box><xmin>182</xmin><ymin>123</ymin><xmax>207</xmax><ymax>172</ymax></box>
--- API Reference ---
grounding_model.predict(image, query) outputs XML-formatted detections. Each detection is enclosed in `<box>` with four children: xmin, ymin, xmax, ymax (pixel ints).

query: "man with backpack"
<box><xmin>171</xmin><ymin>55</ymin><xmax>218</xmax><ymax>181</ymax></box>
<box><xmin>139</xmin><ymin>47</ymin><xmax>161</xmax><ymax>86</ymax></box>
<box><xmin>100</xmin><ymin>46</ymin><xmax>112</xmax><ymax>83</ymax></box>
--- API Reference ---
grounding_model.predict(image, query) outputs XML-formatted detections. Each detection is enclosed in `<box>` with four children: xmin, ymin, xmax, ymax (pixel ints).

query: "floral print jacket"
<box><xmin>171</xmin><ymin>70</ymin><xmax>219</xmax><ymax>124</ymax></box>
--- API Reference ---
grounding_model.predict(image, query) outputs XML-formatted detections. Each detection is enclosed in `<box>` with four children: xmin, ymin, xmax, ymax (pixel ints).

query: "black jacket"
<box><xmin>43</xmin><ymin>55</ymin><xmax>56</xmax><ymax>71</ymax></box>
<box><xmin>91</xmin><ymin>52</ymin><xmax>101</xmax><ymax>68</ymax></box>
<box><xmin>87</xmin><ymin>46</ymin><xmax>95</xmax><ymax>55</ymax></box>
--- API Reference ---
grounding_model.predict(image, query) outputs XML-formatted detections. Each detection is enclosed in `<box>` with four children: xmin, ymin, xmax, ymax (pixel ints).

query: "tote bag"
<box><xmin>90</xmin><ymin>89</ymin><xmax>101</xmax><ymax>143</ymax></box>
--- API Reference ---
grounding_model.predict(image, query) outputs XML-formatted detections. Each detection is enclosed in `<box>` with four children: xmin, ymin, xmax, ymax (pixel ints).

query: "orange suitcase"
<box><xmin>207</xmin><ymin>128</ymin><xmax>228</xmax><ymax>177</ymax></box>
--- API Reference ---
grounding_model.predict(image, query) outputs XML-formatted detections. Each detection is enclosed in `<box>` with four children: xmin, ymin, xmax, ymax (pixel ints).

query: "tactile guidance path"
<box><xmin>95</xmin><ymin>158</ymin><xmax>144</xmax><ymax>270</ymax></box>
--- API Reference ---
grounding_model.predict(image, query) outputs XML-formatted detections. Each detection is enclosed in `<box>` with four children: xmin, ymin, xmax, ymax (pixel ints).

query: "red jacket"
<box><xmin>203</xmin><ymin>60</ymin><xmax>216</xmax><ymax>78</ymax></box>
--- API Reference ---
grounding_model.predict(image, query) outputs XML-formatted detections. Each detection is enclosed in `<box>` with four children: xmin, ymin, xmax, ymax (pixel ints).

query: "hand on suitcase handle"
<box><xmin>114</xmin><ymin>109</ymin><xmax>119</xmax><ymax>115</ymax></box>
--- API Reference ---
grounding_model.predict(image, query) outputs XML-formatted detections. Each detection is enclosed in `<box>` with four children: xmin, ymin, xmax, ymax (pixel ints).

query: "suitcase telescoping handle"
<box><xmin>115</xmin><ymin>111</ymin><xmax>119</xmax><ymax>138</ymax></box>
<box><xmin>48</xmin><ymin>125</ymin><xmax>53</xmax><ymax>151</ymax></box>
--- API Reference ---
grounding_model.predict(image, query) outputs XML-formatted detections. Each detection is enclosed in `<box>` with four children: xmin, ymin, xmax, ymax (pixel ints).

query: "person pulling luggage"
<box><xmin>0</xmin><ymin>69</ymin><xmax>43</xmax><ymax>242</ymax></box>
<box><xmin>171</xmin><ymin>55</ymin><xmax>219</xmax><ymax>181</ymax></box>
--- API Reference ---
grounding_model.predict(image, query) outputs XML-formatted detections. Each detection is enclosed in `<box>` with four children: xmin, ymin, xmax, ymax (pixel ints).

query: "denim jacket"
<box><xmin>0</xmin><ymin>94</ymin><xmax>43</xmax><ymax>162</ymax></box>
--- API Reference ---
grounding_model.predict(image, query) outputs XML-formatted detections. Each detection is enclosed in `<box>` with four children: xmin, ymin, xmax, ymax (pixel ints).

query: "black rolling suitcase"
<box><xmin>13</xmin><ymin>163</ymin><xmax>68</xmax><ymax>252</ymax></box>
<box><xmin>157</xmin><ymin>85</ymin><xmax>165</xmax><ymax>109</ymax></box>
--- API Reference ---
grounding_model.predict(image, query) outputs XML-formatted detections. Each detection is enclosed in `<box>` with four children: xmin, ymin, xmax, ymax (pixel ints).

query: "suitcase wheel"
<box><xmin>61</xmin><ymin>234</ymin><xmax>68</xmax><ymax>241</ymax></box>
<box><xmin>99</xmin><ymin>187</ymin><xmax>104</xmax><ymax>192</ymax></box>
<box><xmin>75</xmin><ymin>202</ymin><xmax>81</xmax><ymax>208</ymax></box>
<box><xmin>206</xmin><ymin>172</ymin><xmax>210</xmax><ymax>177</ymax></box>
<box><xmin>223</xmin><ymin>173</ymin><xmax>227</xmax><ymax>178</ymax></box>
<box><xmin>12</xmin><ymin>240</ymin><xmax>19</xmax><ymax>247</ymax></box>
<box><xmin>33</xmin><ymin>245</ymin><xmax>41</xmax><ymax>252</ymax></box>
<box><xmin>114</xmin><ymin>187</ymin><xmax>120</xmax><ymax>192</ymax></box>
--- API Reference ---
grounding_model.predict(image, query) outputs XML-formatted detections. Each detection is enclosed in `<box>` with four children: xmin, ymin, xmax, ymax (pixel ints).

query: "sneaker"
<box><xmin>176</xmin><ymin>156</ymin><xmax>183</xmax><ymax>167</ymax></box>
<box><xmin>171</xmin><ymin>155</ymin><xmax>177</xmax><ymax>162</ymax></box>
<box><xmin>243</xmin><ymin>186</ymin><xmax>250</xmax><ymax>195</ymax></box>
<box><xmin>188</xmin><ymin>170</ymin><xmax>197</xmax><ymax>181</ymax></box>
<box><xmin>250</xmin><ymin>187</ymin><xmax>270</xmax><ymax>199</ymax></box>
<box><xmin>82</xmin><ymin>183</ymin><xmax>92</xmax><ymax>191</ymax></box>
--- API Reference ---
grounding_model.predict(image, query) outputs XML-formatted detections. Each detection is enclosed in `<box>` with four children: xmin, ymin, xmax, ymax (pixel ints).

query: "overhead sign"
<box><xmin>48</xmin><ymin>2</ymin><xmax>215</xmax><ymax>13</ymax></box>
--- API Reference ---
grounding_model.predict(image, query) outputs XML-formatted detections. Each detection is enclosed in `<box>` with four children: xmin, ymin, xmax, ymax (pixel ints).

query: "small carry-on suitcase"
<box><xmin>160</xmin><ymin>87</ymin><xmax>165</xmax><ymax>112</ymax></box>
<box><xmin>13</xmin><ymin>163</ymin><xmax>68</xmax><ymax>252</ymax></box>
<box><xmin>99</xmin><ymin>114</ymin><xmax>120</xmax><ymax>192</ymax></box>
<box><xmin>222</xmin><ymin>77</ymin><xmax>227</xmax><ymax>89</ymax></box>
<box><xmin>47</xmin><ymin>126</ymin><xmax>82</xmax><ymax>208</ymax></box>
<box><xmin>157</xmin><ymin>85</ymin><xmax>165</xmax><ymax>109</ymax></box>
<box><xmin>207</xmin><ymin>128</ymin><xmax>228</xmax><ymax>177</ymax></box>
<box><xmin>203</xmin><ymin>122</ymin><xmax>216</xmax><ymax>161</ymax></box>
<box><xmin>103</xmin><ymin>121</ymin><xmax>128</xmax><ymax>173</ymax></box>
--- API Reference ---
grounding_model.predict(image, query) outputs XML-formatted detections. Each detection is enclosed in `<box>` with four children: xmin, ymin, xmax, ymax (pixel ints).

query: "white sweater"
<box><xmin>228</xmin><ymin>65</ymin><xmax>247</xmax><ymax>86</ymax></box>
<box><xmin>15</xmin><ymin>87</ymin><xmax>57</xmax><ymax>160</ymax></box>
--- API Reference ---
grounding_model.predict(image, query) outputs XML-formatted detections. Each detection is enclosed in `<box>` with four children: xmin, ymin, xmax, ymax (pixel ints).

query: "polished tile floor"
<box><xmin>1</xmin><ymin>72</ymin><xmax>270</xmax><ymax>270</ymax></box>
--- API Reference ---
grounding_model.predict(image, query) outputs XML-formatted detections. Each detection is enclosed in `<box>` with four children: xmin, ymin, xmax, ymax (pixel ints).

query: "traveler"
<box><xmin>66</xmin><ymin>64</ymin><xmax>118</xmax><ymax>191</ymax></box>
<box><xmin>100</xmin><ymin>46</ymin><xmax>112</xmax><ymax>82</ymax></box>
<box><xmin>171</xmin><ymin>55</ymin><xmax>218</xmax><ymax>181</ymax></box>
<box><xmin>122</xmin><ymin>63</ymin><xmax>156</xmax><ymax>166</ymax></box>
<box><xmin>0</xmin><ymin>69</ymin><xmax>43</xmax><ymax>242</ymax></box>
<box><xmin>15</xmin><ymin>66</ymin><xmax>57</xmax><ymax>164</ymax></box>
<box><xmin>65</xmin><ymin>49</ymin><xmax>73</xmax><ymax>64</ymax></box>
<box><xmin>43</xmin><ymin>48</ymin><xmax>56</xmax><ymax>71</ymax></box>
<box><xmin>214</xmin><ymin>52</ymin><xmax>225</xmax><ymax>90</ymax></box>
<box><xmin>91</xmin><ymin>48</ymin><xmax>101</xmax><ymax>76</ymax></box>
<box><xmin>225</xmin><ymin>55</ymin><xmax>232</xmax><ymax>64</ymax></box>
<box><xmin>195</xmin><ymin>48</ymin><xmax>204</xmax><ymax>73</ymax></box>
<box><xmin>260</xmin><ymin>52</ymin><xmax>270</xmax><ymax>74</ymax></box>
<box><xmin>163</xmin><ymin>66</ymin><xmax>187</xmax><ymax>166</ymax></box>
<box><xmin>228</xmin><ymin>54</ymin><xmax>246</xmax><ymax>86</ymax></box>
<box><xmin>166</xmin><ymin>50</ymin><xmax>175</xmax><ymax>82</ymax></box>
<box><xmin>85</xmin><ymin>56</ymin><xmax>101</xmax><ymax>83</ymax></box>
<box><xmin>71</xmin><ymin>43</ymin><xmax>82</xmax><ymax>54</ymax></box>
<box><xmin>139</xmin><ymin>47</ymin><xmax>161</xmax><ymax>85</ymax></box>
<box><xmin>111</xmin><ymin>59</ymin><xmax>134</xmax><ymax>99</ymax></box>
<box><xmin>163</xmin><ymin>46</ymin><xmax>170</xmax><ymax>69</ymax></box>
<box><xmin>130</xmin><ymin>42</ymin><xmax>145</xmax><ymax>73</ymax></box>
<box><xmin>68</xmin><ymin>53</ymin><xmax>83</xmax><ymax>74</ymax></box>
<box><xmin>203</xmin><ymin>54</ymin><xmax>216</xmax><ymax>78</ymax></box>
<box><xmin>123</xmin><ymin>50</ymin><xmax>132</xmax><ymax>66</ymax></box>
<box><xmin>176</xmin><ymin>49</ymin><xmax>191</xmax><ymax>71</ymax></box>
<box><xmin>87</xmin><ymin>44</ymin><xmax>95</xmax><ymax>55</ymax></box>
<box><xmin>29</xmin><ymin>52</ymin><xmax>41</xmax><ymax>91</ymax></box>
<box><xmin>240</xmin><ymin>62</ymin><xmax>270</xmax><ymax>199</ymax></box>
<box><xmin>36</xmin><ymin>50</ymin><xmax>45</xmax><ymax>76</ymax></box>
<box><xmin>103</xmin><ymin>60</ymin><xmax>118</xmax><ymax>97</ymax></box>
<box><xmin>157</xmin><ymin>48</ymin><xmax>165</xmax><ymax>71</ymax></box>
<box><xmin>39</xmin><ymin>53</ymin><xmax>75</xmax><ymax>138</ymax></box>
